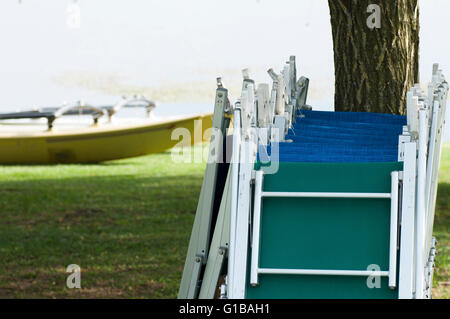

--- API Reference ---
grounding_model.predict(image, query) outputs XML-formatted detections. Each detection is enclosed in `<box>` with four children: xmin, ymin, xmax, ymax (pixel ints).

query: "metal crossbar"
<box><xmin>260</xmin><ymin>192</ymin><xmax>391</xmax><ymax>199</ymax></box>
<box><xmin>258</xmin><ymin>269</ymin><xmax>389</xmax><ymax>277</ymax></box>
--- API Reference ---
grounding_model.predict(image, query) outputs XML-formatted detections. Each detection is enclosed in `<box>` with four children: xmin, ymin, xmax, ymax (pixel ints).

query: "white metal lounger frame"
<box><xmin>227</xmin><ymin>57</ymin><xmax>404</xmax><ymax>298</ymax></box>
<box><xmin>227</xmin><ymin>59</ymin><xmax>448</xmax><ymax>299</ymax></box>
<box><xmin>178</xmin><ymin>79</ymin><xmax>232</xmax><ymax>299</ymax></box>
<box><xmin>228</xmin><ymin>57</ymin><xmax>302</xmax><ymax>298</ymax></box>
<box><xmin>401</xmin><ymin>65</ymin><xmax>449</xmax><ymax>299</ymax></box>
<box><xmin>179</xmin><ymin>56</ymin><xmax>447</xmax><ymax>299</ymax></box>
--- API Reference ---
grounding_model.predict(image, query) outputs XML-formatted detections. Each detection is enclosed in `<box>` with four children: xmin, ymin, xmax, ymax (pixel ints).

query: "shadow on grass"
<box><xmin>0</xmin><ymin>150</ymin><xmax>177</xmax><ymax>168</ymax></box>
<box><xmin>0</xmin><ymin>173</ymin><xmax>202</xmax><ymax>298</ymax></box>
<box><xmin>435</xmin><ymin>182</ymin><xmax>450</xmax><ymax>228</ymax></box>
<box><xmin>432</xmin><ymin>182</ymin><xmax>449</xmax><ymax>299</ymax></box>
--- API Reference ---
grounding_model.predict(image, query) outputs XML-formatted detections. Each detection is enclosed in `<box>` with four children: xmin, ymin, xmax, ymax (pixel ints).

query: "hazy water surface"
<box><xmin>0</xmin><ymin>0</ymin><xmax>448</xmax><ymax>139</ymax></box>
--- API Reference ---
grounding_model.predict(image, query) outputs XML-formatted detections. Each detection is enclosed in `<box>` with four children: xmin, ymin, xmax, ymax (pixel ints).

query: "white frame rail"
<box><xmin>403</xmin><ymin>64</ymin><xmax>448</xmax><ymax>299</ymax></box>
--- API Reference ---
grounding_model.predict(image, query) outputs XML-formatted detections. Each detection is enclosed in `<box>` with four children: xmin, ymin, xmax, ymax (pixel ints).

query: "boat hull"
<box><xmin>0</xmin><ymin>113</ymin><xmax>213</xmax><ymax>164</ymax></box>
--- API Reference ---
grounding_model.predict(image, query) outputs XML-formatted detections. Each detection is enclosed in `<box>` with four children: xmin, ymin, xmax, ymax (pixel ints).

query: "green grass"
<box><xmin>0</xmin><ymin>145</ymin><xmax>448</xmax><ymax>298</ymax></box>
<box><xmin>0</xmin><ymin>147</ymin><xmax>206</xmax><ymax>298</ymax></box>
<box><xmin>433</xmin><ymin>144</ymin><xmax>450</xmax><ymax>298</ymax></box>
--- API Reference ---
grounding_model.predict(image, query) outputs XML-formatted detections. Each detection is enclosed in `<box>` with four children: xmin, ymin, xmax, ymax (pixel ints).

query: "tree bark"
<box><xmin>328</xmin><ymin>0</ymin><xmax>419</xmax><ymax>114</ymax></box>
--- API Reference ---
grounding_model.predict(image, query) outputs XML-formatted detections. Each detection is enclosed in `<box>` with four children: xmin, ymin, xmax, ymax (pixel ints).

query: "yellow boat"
<box><xmin>0</xmin><ymin>98</ymin><xmax>213</xmax><ymax>164</ymax></box>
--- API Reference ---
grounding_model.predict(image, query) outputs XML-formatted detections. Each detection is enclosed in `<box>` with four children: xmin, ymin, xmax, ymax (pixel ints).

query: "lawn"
<box><xmin>433</xmin><ymin>143</ymin><xmax>450</xmax><ymax>298</ymax></box>
<box><xmin>0</xmin><ymin>147</ymin><xmax>206</xmax><ymax>298</ymax></box>
<box><xmin>0</xmin><ymin>144</ymin><xmax>448</xmax><ymax>298</ymax></box>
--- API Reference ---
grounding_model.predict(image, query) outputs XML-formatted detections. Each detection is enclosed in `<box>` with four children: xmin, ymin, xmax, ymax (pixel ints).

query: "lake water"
<box><xmin>0</xmin><ymin>0</ymin><xmax>448</xmax><ymax>140</ymax></box>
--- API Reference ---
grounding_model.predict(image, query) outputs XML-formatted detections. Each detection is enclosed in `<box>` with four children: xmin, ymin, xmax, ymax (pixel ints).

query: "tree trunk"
<box><xmin>328</xmin><ymin>0</ymin><xmax>419</xmax><ymax>114</ymax></box>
